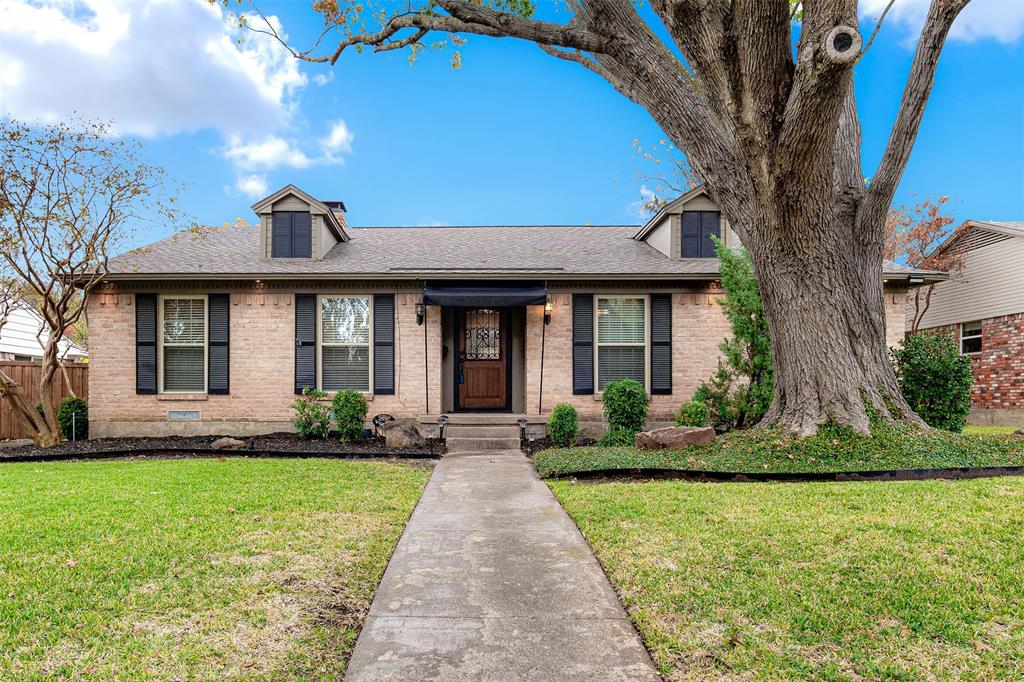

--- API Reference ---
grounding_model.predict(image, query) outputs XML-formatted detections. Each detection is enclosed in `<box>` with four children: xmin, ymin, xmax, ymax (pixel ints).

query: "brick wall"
<box><xmin>88</xmin><ymin>284</ymin><xmax>440</xmax><ymax>437</ymax></box>
<box><xmin>921</xmin><ymin>312</ymin><xmax>1024</xmax><ymax>414</ymax></box>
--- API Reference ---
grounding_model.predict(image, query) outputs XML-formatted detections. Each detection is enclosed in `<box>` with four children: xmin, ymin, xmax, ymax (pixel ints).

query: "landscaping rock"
<box><xmin>383</xmin><ymin>422</ymin><xmax>426</xmax><ymax>449</ymax></box>
<box><xmin>210</xmin><ymin>437</ymin><xmax>246</xmax><ymax>451</ymax></box>
<box><xmin>635</xmin><ymin>426</ymin><xmax>715</xmax><ymax>450</ymax></box>
<box><xmin>1015</xmin><ymin>426</ymin><xmax>1024</xmax><ymax>437</ymax></box>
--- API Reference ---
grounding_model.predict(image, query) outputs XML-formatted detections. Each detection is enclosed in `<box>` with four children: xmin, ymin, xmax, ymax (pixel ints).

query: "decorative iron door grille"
<box><xmin>463</xmin><ymin>308</ymin><xmax>502</xmax><ymax>360</ymax></box>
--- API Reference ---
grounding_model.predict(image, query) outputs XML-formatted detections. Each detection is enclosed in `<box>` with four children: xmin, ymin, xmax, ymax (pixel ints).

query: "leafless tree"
<box><xmin>0</xmin><ymin>118</ymin><xmax>178</xmax><ymax>446</ymax></box>
<box><xmin>245</xmin><ymin>0</ymin><xmax>968</xmax><ymax>435</ymax></box>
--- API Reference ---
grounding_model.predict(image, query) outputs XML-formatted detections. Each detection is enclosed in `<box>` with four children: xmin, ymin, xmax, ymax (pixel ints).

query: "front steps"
<box><xmin>419</xmin><ymin>413</ymin><xmax>544</xmax><ymax>453</ymax></box>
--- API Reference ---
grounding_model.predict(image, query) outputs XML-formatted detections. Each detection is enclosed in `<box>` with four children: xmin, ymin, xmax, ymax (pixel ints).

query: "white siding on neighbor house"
<box><xmin>913</xmin><ymin>234</ymin><xmax>1024</xmax><ymax>330</ymax></box>
<box><xmin>0</xmin><ymin>303</ymin><xmax>86</xmax><ymax>359</ymax></box>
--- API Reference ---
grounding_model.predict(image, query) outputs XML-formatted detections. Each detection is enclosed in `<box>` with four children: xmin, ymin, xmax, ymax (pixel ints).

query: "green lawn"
<box><xmin>536</xmin><ymin>423</ymin><xmax>1024</xmax><ymax>478</ymax></box>
<box><xmin>0</xmin><ymin>458</ymin><xmax>431</xmax><ymax>680</ymax></box>
<box><xmin>964</xmin><ymin>425</ymin><xmax>1021</xmax><ymax>437</ymax></box>
<box><xmin>550</xmin><ymin>477</ymin><xmax>1024</xmax><ymax>681</ymax></box>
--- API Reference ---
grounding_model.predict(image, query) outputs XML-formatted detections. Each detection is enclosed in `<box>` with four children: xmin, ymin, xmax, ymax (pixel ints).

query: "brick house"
<box><xmin>86</xmin><ymin>184</ymin><xmax>939</xmax><ymax>438</ymax></box>
<box><xmin>910</xmin><ymin>220</ymin><xmax>1024</xmax><ymax>426</ymax></box>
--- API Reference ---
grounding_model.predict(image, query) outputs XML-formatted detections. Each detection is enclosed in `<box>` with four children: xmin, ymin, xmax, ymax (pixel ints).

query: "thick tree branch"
<box><xmin>863</xmin><ymin>0</ymin><xmax>970</xmax><ymax>226</ymax></box>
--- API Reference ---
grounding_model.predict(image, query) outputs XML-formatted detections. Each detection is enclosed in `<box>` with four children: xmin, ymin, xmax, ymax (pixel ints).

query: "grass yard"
<box><xmin>0</xmin><ymin>458</ymin><xmax>431</xmax><ymax>680</ymax></box>
<box><xmin>964</xmin><ymin>425</ymin><xmax>1021</xmax><ymax>437</ymax></box>
<box><xmin>536</xmin><ymin>423</ymin><xmax>1024</xmax><ymax>478</ymax></box>
<box><xmin>550</xmin><ymin>477</ymin><xmax>1024</xmax><ymax>681</ymax></box>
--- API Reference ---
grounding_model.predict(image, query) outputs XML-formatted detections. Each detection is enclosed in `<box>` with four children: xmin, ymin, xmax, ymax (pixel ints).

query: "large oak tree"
<box><xmin>251</xmin><ymin>0</ymin><xmax>969</xmax><ymax>435</ymax></box>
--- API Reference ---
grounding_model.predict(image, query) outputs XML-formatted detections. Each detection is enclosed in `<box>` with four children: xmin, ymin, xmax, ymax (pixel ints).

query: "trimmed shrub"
<box><xmin>57</xmin><ymin>396</ymin><xmax>88</xmax><ymax>441</ymax></box>
<box><xmin>599</xmin><ymin>426</ymin><xmax>637</xmax><ymax>447</ymax></box>
<box><xmin>602</xmin><ymin>379</ymin><xmax>649</xmax><ymax>438</ymax></box>
<box><xmin>675</xmin><ymin>400</ymin><xmax>711</xmax><ymax>428</ymax></box>
<box><xmin>293</xmin><ymin>388</ymin><xmax>332</xmax><ymax>439</ymax></box>
<box><xmin>892</xmin><ymin>333</ymin><xmax>973</xmax><ymax>432</ymax></box>
<box><xmin>548</xmin><ymin>403</ymin><xmax>579</xmax><ymax>448</ymax></box>
<box><xmin>333</xmin><ymin>390</ymin><xmax>369</xmax><ymax>442</ymax></box>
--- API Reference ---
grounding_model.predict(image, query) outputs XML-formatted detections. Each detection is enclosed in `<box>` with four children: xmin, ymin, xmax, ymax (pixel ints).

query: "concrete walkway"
<box><xmin>346</xmin><ymin>450</ymin><xmax>660</xmax><ymax>681</ymax></box>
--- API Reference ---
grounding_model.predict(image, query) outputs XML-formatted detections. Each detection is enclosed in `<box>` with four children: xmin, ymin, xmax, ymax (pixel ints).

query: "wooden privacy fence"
<box><xmin>0</xmin><ymin>361</ymin><xmax>88</xmax><ymax>440</ymax></box>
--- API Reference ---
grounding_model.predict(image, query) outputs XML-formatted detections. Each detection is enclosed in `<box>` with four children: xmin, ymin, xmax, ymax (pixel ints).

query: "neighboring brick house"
<box><xmin>910</xmin><ymin>220</ymin><xmax>1024</xmax><ymax>425</ymax></box>
<box><xmin>86</xmin><ymin>184</ymin><xmax>938</xmax><ymax>438</ymax></box>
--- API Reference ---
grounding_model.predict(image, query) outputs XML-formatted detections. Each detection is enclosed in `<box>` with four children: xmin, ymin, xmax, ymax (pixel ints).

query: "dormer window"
<box><xmin>681</xmin><ymin>211</ymin><xmax>721</xmax><ymax>258</ymax></box>
<box><xmin>272</xmin><ymin>211</ymin><xmax>312</xmax><ymax>258</ymax></box>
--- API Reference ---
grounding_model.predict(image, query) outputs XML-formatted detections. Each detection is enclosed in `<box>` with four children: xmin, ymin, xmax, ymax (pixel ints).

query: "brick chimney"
<box><xmin>323</xmin><ymin>200</ymin><xmax>347</xmax><ymax>230</ymax></box>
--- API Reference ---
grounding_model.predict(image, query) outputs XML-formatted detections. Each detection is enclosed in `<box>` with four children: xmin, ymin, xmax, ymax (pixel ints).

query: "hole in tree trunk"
<box><xmin>833</xmin><ymin>32</ymin><xmax>853</xmax><ymax>52</ymax></box>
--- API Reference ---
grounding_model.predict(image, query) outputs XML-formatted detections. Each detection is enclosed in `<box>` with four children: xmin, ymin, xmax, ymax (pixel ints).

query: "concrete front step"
<box><xmin>445</xmin><ymin>425</ymin><xmax>521</xmax><ymax>439</ymax></box>
<box><xmin>446</xmin><ymin>436</ymin><xmax>522</xmax><ymax>452</ymax></box>
<box><xmin>419</xmin><ymin>413</ymin><xmax>545</xmax><ymax>426</ymax></box>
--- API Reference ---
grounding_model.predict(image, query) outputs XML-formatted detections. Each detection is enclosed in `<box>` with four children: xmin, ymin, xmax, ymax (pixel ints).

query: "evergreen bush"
<box><xmin>892</xmin><ymin>333</ymin><xmax>973</xmax><ymax>432</ymax></box>
<box><xmin>547</xmin><ymin>403</ymin><xmax>579</xmax><ymax>448</ymax></box>
<box><xmin>333</xmin><ymin>390</ymin><xmax>369</xmax><ymax>442</ymax></box>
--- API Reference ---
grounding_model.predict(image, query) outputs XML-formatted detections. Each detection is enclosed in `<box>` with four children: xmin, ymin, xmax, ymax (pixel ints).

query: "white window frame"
<box><xmin>158</xmin><ymin>294</ymin><xmax>208</xmax><ymax>394</ymax></box>
<box><xmin>316</xmin><ymin>294</ymin><xmax>374</xmax><ymax>394</ymax></box>
<box><xmin>594</xmin><ymin>294</ymin><xmax>650</xmax><ymax>393</ymax></box>
<box><xmin>960</xmin><ymin>320</ymin><xmax>983</xmax><ymax>355</ymax></box>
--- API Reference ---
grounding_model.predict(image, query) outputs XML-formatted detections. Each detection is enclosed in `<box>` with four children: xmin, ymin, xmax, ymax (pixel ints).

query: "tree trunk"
<box><xmin>741</xmin><ymin>206</ymin><xmax>926</xmax><ymax>435</ymax></box>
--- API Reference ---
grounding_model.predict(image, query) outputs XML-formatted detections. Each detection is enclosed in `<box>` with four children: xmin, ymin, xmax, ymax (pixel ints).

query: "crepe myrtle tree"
<box><xmin>0</xmin><ymin>119</ymin><xmax>178</xmax><ymax>446</ymax></box>
<box><xmin>245</xmin><ymin>0</ymin><xmax>970</xmax><ymax>435</ymax></box>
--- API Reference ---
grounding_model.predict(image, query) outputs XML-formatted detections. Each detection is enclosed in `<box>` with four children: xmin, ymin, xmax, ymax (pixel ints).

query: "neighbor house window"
<box><xmin>271</xmin><ymin>211</ymin><xmax>312</xmax><ymax>258</ymax></box>
<box><xmin>319</xmin><ymin>296</ymin><xmax>371</xmax><ymax>391</ymax></box>
<box><xmin>681</xmin><ymin>210</ymin><xmax>721</xmax><ymax>258</ymax></box>
<box><xmin>160</xmin><ymin>296</ymin><xmax>206</xmax><ymax>392</ymax></box>
<box><xmin>596</xmin><ymin>296</ymin><xmax>647</xmax><ymax>391</ymax></box>
<box><xmin>960</xmin><ymin>320</ymin><xmax>982</xmax><ymax>355</ymax></box>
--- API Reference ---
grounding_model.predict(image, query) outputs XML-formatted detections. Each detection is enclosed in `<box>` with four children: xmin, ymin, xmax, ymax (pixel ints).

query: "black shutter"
<box><xmin>373</xmin><ymin>294</ymin><xmax>396</xmax><ymax>395</ymax></box>
<box><xmin>135</xmin><ymin>293</ymin><xmax>157</xmax><ymax>395</ymax></box>
<box><xmin>291</xmin><ymin>211</ymin><xmax>312</xmax><ymax>258</ymax></box>
<box><xmin>208</xmin><ymin>294</ymin><xmax>230</xmax><ymax>395</ymax></box>
<box><xmin>650</xmin><ymin>293</ymin><xmax>672</xmax><ymax>395</ymax></box>
<box><xmin>295</xmin><ymin>294</ymin><xmax>317</xmax><ymax>394</ymax></box>
<box><xmin>700</xmin><ymin>212</ymin><xmax>722</xmax><ymax>257</ymax></box>
<box><xmin>272</xmin><ymin>212</ymin><xmax>292</xmax><ymax>257</ymax></box>
<box><xmin>681</xmin><ymin>212</ymin><xmax>701</xmax><ymax>258</ymax></box>
<box><xmin>572</xmin><ymin>293</ymin><xmax>594</xmax><ymax>395</ymax></box>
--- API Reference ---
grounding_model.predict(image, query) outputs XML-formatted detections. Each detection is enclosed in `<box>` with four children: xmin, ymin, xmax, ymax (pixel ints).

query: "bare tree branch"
<box><xmin>860</xmin><ymin>0</ymin><xmax>897</xmax><ymax>59</ymax></box>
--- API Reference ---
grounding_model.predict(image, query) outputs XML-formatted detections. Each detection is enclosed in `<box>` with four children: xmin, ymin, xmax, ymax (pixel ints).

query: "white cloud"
<box><xmin>627</xmin><ymin>185</ymin><xmax>658</xmax><ymax>219</ymax></box>
<box><xmin>235</xmin><ymin>173</ymin><xmax>269</xmax><ymax>199</ymax></box>
<box><xmin>314</xmin><ymin>71</ymin><xmax>335</xmax><ymax>86</ymax></box>
<box><xmin>322</xmin><ymin>119</ymin><xmax>354</xmax><ymax>155</ymax></box>
<box><xmin>0</xmin><ymin>0</ymin><xmax>305</xmax><ymax>137</ymax></box>
<box><xmin>860</xmin><ymin>0</ymin><xmax>1024</xmax><ymax>44</ymax></box>
<box><xmin>223</xmin><ymin>135</ymin><xmax>313</xmax><ymax>171</ymax></box>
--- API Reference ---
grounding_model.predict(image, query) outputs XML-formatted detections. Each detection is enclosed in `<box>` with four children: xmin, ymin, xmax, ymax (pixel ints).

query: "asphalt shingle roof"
<box><xmin>106</xmin><ymin>223</ymin><xmax>944</xmax><ymax>281</ymax></box>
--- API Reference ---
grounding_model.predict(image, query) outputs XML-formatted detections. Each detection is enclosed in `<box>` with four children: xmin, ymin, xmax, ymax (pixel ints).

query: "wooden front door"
<box><xmin>457</xmin><ymin>308</ymin><xmax>509</xmax><ymax>410</ymax></box>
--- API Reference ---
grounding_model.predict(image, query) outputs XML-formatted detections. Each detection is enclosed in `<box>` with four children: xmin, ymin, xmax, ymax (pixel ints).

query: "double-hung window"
<box><xmin>319</xmin><ymin>296</ymin><xmax>372</xmax><ymax>391</ymax></box>
<box><xmin>595</xmin><ymin>296</ymin><xmax>648</xmax><ymax>391</ymax></box>
<box><xmin>960</xmin><ymin>320</ymin><xmax>982</xmax><ymax>355</ymax></box>
<box><xmin>160</xmin><ymin>296</ymin><xmax>207</xmax><ymax>392</ymax></box>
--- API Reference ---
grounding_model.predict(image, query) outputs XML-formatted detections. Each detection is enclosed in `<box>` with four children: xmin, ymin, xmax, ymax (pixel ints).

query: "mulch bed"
<box><xmin>0</xmin><ymin>433</ymin><xmax>442</xmax><ymax>464</ymax></box>
<box><xmin>551</xmin><ymin>465</ymin><xmax>1024</xmax><ymax>484</ymax></box>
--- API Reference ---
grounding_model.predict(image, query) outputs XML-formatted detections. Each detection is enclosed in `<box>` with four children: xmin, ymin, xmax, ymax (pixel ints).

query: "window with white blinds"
<box><xmin>160</xmin><ymin>296</ymin><xmax>206</xmax><ymax>392</ymax></box>
<box><xmin>596</xmin><ymin>296</ymin><xmax>647</xmax><ymax>390</ymax></box>
<box><xmin>319</xmin><ymin>296</ymin><xmax>372</xmax><ymax>391</ymax></box>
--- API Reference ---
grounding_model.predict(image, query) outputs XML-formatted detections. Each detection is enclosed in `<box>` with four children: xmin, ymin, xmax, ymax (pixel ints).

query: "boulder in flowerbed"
<box><xmin>1015</xmin><ymin>426</ymin><xmax>1024</xmax><ymax>437</ymax></box>
<box><xmin>635</xmin><ymin>426</ymin><xmax>715</xmax><ymax>450</ymax></box>
<box><xmin>210</xmin><ymin>437</ymin><xmax>246</xmax><ymax>451</ymax></box>
<box><xmin>383</xmin><ymin>422</ymin><xmax>426</xmax><ymax>449</ymax></box>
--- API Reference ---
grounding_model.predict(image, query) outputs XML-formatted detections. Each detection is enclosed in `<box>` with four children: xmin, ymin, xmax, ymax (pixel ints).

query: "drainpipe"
<box><xmin>538</xmin><ymin>284</ymin><xmax>547</xmax><ymax>415</ymax></box>
<box><xmin>422</xmin><ymin>296</ymin><xmax>429</xmax><ymax>415</ymax></box>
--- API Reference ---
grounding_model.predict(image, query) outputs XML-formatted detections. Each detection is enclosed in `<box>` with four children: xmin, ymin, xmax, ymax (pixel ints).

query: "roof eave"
<box><xmin>633</xmin><ymin>185</ymin><xmax>708</xmax><ymax>240</ymax></box>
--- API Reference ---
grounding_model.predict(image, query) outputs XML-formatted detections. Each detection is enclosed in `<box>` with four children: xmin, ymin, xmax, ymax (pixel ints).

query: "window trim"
<box><xmin>158</xmin><ymin>294</ymin><xmax>208</xmax><ymax>394</ymax></box>
<box><xmin>593</xmin><ymin>294</ymin><xmax>650</xmax><ymax>393</ymax></box>
<box><xmin>960</xmin><ymin>320</ymin><xmax>983</xmax><ymax>356</ymax></box>
<box><xmin>316</xmin><ymin>294</ymin><xmax>374</xmax><ymax>394</ymax></box>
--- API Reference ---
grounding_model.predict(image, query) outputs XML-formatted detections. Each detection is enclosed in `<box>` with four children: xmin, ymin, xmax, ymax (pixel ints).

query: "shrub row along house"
<box><xmin>911</xmin><ymin>220</ymin><xmax>1024</xmax><ymax>425</ymax></box>
<box><xmin>86</xmin><ymin>185</ymin><xmax>943</xmax><ymax>438</ymax></box>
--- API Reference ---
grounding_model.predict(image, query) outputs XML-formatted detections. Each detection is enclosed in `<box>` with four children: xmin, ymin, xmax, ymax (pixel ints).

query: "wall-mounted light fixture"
<box><xmin>908</xmin><ymin>276</ymin><xmax>925</xmax><ymax>285</ymax></box>
<box><xmin>544</xmin><ymin>297</ymin><xmax>553</xmax><ymax>325</ymax></box>
<box><xmin>415</xmin><ymin>301</ymin><xmax>426</xmax><ymax>325</ymax></box>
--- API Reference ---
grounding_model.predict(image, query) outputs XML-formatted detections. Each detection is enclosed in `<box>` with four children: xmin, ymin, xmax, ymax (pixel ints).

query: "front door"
<box><xmin>457</xmin><ymin>307</ymin><xmax>509</xmax><ymax>410</ymax></box>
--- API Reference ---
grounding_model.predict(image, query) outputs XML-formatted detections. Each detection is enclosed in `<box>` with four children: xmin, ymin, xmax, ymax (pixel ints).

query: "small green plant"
<box><xmin>675</xmin><ymin>400</ymin><xmax>711</xmax><ymax>428</ymax></box>
<box><xmin>892</xmin><ymin>333</ymin><xmax>973</xmax><ymax>432</ymax></box>
<box><xmin>56</xmin><ymin>396</ymin><xmax>88</xmax><ymax>440</ymax></box>
<box><xmin>548</xmin><ymin>403</ymin><xmax>579</xmax><ymax>448</ymax></box>
<box><xmin>601</xmin><ymin>379</ymin><xmax>649</xmax><ymax>439</ymax></box>
<box><xmin>332</xmin><ymin>390</ymin><xmax>369</xmax><ymax>442</ymax></box>
<box><xmin>599</xmin><ymin>426</ymin><xmax>637</xmax><ymax>446</ymax></box>
<box><xmin>293</xmin><ymin>388</ymin><xmax>331</xmax><ymax>439</ymax></box>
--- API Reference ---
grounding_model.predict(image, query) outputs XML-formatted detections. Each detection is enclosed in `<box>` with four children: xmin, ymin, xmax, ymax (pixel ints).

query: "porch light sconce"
<box><xmin>415</xmin><ymin>301</ymin><xmax>426</xmax><ymax>325</ymax></box>
<box><xmin>436</xmin><ymin>414</ymin><xmax>449</xmax><ymax>440</ymax></box>
<box><xmin>544</xmin><ymin>298</ymin><xmax>553</xmax><ymax>325</ymax></box>
<box><xmin>908</xmin><ymin>276</ymin><xmax>925</xmax><ymax>285</ymax></box>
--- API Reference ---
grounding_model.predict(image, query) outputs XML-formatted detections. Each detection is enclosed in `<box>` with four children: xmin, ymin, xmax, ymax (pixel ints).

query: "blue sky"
<box><xmin>1</xmin><ymin>0</ymin><xmax>1022</xmax><ymax>246</ymax></box>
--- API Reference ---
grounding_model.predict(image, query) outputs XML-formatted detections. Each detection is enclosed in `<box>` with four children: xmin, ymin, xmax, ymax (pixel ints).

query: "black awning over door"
<box><xmin>422</xmin><ymin>283</ymin><xmax>546</xmax><ymax>307</ymax></box>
